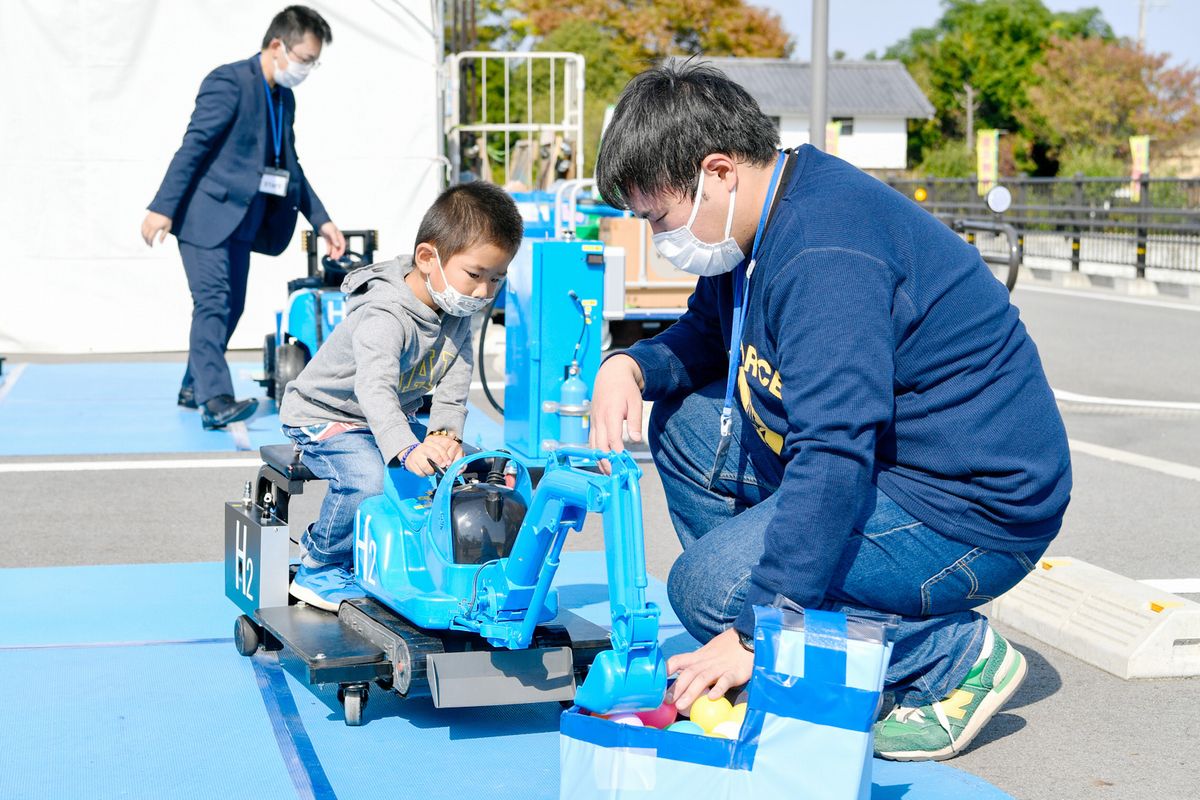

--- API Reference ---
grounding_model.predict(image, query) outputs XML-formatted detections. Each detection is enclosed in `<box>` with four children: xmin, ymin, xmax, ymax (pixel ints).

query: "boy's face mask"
<box><xmin>426</xmin><ymin>249</ymin><xmax>489</xmax><ymax>317</ymax></box>
<box><xmin>651</xmin><ymin>169</ymin><xmax>745</xmax><ymax>277</ymax></box>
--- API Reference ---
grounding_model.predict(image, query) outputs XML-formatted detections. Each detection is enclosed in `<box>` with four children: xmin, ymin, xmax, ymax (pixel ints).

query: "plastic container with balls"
<box><xmin>558</xmin><ymin>605</ymin><xmax>896</xmax><ymax>800</ymax></box>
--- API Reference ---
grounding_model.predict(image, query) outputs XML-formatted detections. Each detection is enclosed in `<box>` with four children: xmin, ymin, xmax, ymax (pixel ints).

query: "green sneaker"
<box><xmin>873</xmin><ymin>629</ymin><xmax>1027</xmax><ymax>761</ymax></box>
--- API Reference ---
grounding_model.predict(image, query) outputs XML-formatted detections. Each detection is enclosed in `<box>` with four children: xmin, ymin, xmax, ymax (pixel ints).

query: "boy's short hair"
<box><xmin>413</xmin><ymin>182</ymin><xmax>524</xmax><ymax>259</ymax></box>
<box><xmin>595</xmin><ymin>59</ymin><xmax>779</xmax><ymax>210</ymax></box>
<box><xmin>262</xmin><ymin>5</ymin><xmax>333</xmax><ymax>48</ymax></box>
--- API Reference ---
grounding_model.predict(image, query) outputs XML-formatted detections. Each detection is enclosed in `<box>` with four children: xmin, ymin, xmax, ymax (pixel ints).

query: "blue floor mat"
<box><xmin>0</xmin><ymin>554</ymin><xmax>1010</xmax><ymax>800</ymax></box>
<box><xmin>0</xmin><ymin>362</ymin><xmax>503</xmax><ymax>457</ymax></box>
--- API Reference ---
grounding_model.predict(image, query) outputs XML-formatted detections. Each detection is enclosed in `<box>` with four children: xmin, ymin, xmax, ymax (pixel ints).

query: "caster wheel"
<box><xmin>233</xmin><ymin>615</ymin><xmax>260</xmax><ymax>657</ymax></box>
<box><xmin>340</xmin><ymin>684</ymin><xmax>368</xmax><ymax>726</ymax></box>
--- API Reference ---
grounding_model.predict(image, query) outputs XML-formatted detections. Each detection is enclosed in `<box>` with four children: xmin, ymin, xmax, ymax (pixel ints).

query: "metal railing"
<box><xmin>887</xmin><ymin>176</ymin><xmax>1200</xmax><ymax>278</ymax></box>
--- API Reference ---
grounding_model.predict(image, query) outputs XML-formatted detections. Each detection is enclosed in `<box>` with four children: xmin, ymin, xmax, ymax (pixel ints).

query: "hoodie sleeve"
<box><xmin>351</xmin><ymin>305</ymin><xmax>420</xmax><ymax>462</ymax></box>
<box><xmin>427</xmin><ymin>331</ymin><xmax>473</xmax><ymax>438</ymax></box>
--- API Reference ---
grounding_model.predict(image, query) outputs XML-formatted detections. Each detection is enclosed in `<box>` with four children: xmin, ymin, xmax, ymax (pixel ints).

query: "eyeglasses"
<box><xmin>284</xmin><ymin>45</ymin><xmax>321</xmax><ymax>69</ymax></box>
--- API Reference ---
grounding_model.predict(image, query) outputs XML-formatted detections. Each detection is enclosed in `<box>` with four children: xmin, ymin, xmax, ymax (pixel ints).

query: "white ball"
<box><xmin>710</xmin><ymin>720</ymin><xmax>742</xmax><ymax>739</ymax></box>
<box><xmin>610</xmin><ymin>713</ymin><xmax>645</xmax><ymax>727</ymax></box>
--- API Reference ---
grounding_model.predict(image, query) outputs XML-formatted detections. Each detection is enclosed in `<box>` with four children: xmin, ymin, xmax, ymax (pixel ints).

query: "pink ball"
<box><xmin>635</xmin><ymin>701</ymin><xmax>679</xmax><ymax>729</ymax></box>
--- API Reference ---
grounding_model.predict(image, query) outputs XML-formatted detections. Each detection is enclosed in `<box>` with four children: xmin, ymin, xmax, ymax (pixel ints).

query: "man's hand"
<box><xmin>664</xmin><ymin>628</ymin><xmax>753</xmax><ymax>715</ymax></box>
<box><xmin>588</xmin><ymin>354</ymin><xmax>646</xmax><ymax>473</ymax></box>
<box><xmin>141</xmin><ymin>212</ymin><xmax>172</xmax><ymax>247</ymax></box>
<box><xmin>403</xmin><ymin>435</ymin><xmax>463</xmax><ymax>477</ymax></box>
<box><xmin>320</xmin><ymin>221</ymin><xmax>346</xmax><ymax>260</ymax></box>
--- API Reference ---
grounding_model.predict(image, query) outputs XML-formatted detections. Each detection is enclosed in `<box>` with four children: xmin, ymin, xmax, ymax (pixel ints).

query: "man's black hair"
<box><xmin>262</xmin><ymin>5</ymin><xmax>333</xmax><ymax>49</ymax></box>
<box><xmin>595</xmin><ymin>59</ymin><xmax>779</xmax><ymax>210</ymax></box>
<box><xmin>413</xmin><ymin>182</ymin><xmax>525</xmax><ymax>260</ymax></box>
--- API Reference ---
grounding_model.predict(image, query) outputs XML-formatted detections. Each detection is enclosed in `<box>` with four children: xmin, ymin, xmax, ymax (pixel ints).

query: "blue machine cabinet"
<box><xmin>504</xmin><ymin>239</ymin><xmax>606</xmax><ymax>462</ymax></box>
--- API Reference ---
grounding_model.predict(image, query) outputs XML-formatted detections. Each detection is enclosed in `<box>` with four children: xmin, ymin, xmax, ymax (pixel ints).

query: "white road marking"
<box><xmin>1139</xmin><ymin>578</ymin><xmax>1200</xmax><ymax>595</ymax></box>
<box><xmin>1016</xmin><ymin>284</ymin><xmax>1200</xmax><ymax>313</ymax></box>
<box><xmin>1055</xmin><ymin>389</ymin><xmax>1200</xmax><ymax>411</ymax></box>
<box><xmin>0</xmin><ymin>458</ymin><xmax>261</xmax><ymax>473</ymax></box>
<box><xmin>1069</xmin><ymin>439</ymin><xmax>1200</xmax><ymax>483</ymax></box>
<box><xmin>0</xmin><ymin>363</ymin><xmax>28</xmax><ymax>405</ymax></box>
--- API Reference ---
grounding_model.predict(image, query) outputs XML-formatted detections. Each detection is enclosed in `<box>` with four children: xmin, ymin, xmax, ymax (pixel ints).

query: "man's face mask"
<box><xmin>275</xmin><ymin>46</ymin><xmax>315</xmax><ymax>88</ymax></box>
<box><xmin>651</xmin><ymin>169</ymin><xmax>744</xmax><ymax>277</ymax></box>
<box><xmin>426</xmin><ymin>249</ymin><xmax>490</xmax><ymax>317</ymax></box>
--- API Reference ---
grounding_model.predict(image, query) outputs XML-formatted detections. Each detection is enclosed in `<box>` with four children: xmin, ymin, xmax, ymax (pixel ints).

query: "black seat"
<box><xmin>260</xmin><ymin>444</ymin><xmax>317</xmax><ymax>481</ymax></box>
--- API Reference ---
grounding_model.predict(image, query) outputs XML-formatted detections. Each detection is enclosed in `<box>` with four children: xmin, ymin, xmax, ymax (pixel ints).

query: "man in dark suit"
<box><xmin>142</xmin><ymin>5</ymin><xmax>345</xmax><ymax>429</ymax></box>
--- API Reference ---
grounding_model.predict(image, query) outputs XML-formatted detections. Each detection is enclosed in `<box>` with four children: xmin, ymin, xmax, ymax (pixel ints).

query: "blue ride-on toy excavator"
<box><xmin>225</xmin><ymin>445</ymin><xmax>667</xmax><ymax>725</ymax></box>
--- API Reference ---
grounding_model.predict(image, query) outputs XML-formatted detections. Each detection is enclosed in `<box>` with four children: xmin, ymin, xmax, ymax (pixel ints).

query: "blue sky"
<box><xmin>754</xmin><ymin>0</ymin><xmax>1199</xmax><ymax>66</ymax></box>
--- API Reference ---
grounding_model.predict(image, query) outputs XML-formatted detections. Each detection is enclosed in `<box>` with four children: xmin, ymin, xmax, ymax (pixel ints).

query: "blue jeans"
<box><xmin>283</xmin><ymin>424</ymin><xmax>421</xmax><ymax>568</ymax></box>
<box><xmin>650</xmin><ymin>381</ymin><xmax>1046</xmax><ymax>707</ymax></box>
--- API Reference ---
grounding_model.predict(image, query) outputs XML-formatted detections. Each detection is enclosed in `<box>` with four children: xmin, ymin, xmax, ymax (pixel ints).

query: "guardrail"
<box><xmin>888</xmin><ymin>176</ymin><xmax>1200</xmax><ymax>279</ymax></box>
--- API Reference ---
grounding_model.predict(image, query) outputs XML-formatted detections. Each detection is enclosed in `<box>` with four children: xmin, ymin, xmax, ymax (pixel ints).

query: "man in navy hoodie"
<box><xmin>141</xmin><ymin>6</ymin><xmax>345</xmax><ymax>430</ymax></box>
<box><xmin>590</xmin><ymin>61</ymin><xmax>1071</xmax><ymax>761</ymax></box>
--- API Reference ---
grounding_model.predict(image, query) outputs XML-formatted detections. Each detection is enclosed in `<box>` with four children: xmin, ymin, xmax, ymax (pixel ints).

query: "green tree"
<box><xmin>886</xmin><ymin>0</ymin><xmax>1113</xmax><ymax>172</ymax></box>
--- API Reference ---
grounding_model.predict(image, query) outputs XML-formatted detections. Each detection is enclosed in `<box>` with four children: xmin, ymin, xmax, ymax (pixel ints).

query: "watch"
<box><xmin>737</xmin><ymin>630</ymin><xmax>755</xmax><ymax>652</ymax></box>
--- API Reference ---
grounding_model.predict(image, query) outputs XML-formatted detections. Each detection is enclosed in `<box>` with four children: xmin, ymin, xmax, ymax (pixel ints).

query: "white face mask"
<box><xmin>651</xmin><ymin>169</ymin><xmax>744</xmax><ymax>277</ymax></box>
<box><xmin>274</xmin><ymin>47</ymin><xmax>314</xmax><ymax>88</ymax></box>
<box><xmin>426</xmin><ymin>249</ymin><xmax>490</xmax><ymax>317</ymax></box>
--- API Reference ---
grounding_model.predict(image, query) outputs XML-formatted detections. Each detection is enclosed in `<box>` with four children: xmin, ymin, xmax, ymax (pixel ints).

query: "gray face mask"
<box><xmin>425</xmin><ymin>249</ymin><xmax>490</xmax><ymax>317</ymax></box>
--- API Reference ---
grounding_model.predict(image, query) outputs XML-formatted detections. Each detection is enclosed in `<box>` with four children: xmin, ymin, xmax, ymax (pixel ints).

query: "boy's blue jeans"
<box><xmin>650</xmin><ymin>381</ymin><xmax>1047</xmax><ymax>707</ymax></box>
<box><xmin>282</xmin><ymin>424</ymin><xmax>423</xmax><ymax>569</ymax></box>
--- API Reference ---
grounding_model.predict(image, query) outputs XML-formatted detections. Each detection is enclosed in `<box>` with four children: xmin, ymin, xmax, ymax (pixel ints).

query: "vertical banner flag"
<box><xmin>825</xmin><ymin>121</ymin><xmax>842</xmax><ymax>158</ymax></box>
<box><xmin>976</xmin><ymin>129</ymin><xmax>999</xmax><ymax>196</ymax></box>
<box><xmin>1130</xmin><ymin>135</ymin><xmax>1150</xmax><ymax>202</ymax></box>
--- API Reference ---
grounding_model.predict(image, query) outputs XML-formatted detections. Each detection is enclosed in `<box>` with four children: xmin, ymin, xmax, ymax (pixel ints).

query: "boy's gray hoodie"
<box><xmin>279</xmin><ymin>255</ymin><xmax>473</xmax><ymax>462</ymax></box>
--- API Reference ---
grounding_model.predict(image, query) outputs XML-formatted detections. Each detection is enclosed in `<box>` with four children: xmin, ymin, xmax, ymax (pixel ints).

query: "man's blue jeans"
<box><xmin>649</xmin><ymin>381</ymin><xmax>1046</xmax><ymax>707</ymax></box>
<box><xmin>283</xmin><ymin>424</ymin><xmax>420</xmax><ymax>569</ymax></box>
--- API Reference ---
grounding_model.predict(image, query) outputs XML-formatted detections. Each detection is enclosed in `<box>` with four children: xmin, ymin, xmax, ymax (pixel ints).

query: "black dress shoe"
<box><xmin>202</xmin><ymin>395</ymin><xmax>259</xmax><ymax>430</ymax></box>
<box><xmin>177</xmin><ymin>386</ymin><xmax>198</xmax><ymax>409</ymax></box>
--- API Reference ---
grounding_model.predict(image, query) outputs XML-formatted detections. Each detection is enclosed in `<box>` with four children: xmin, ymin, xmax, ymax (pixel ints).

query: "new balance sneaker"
<box><xmin>874</xmin><ymin>628</ymin><xmax>1027</xmax><ymax>761</ymax></box>
<box><xmin>288</xmin><ymin>562</ymin><xmax>366</xmax><ymax>612</ymax></box>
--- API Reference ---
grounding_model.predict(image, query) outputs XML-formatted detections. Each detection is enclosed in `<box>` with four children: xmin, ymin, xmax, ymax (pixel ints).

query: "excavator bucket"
<box><xmin>573</xmin><ymin>645</ymin><xmax>667</xmax><ymax>715</ymax></box>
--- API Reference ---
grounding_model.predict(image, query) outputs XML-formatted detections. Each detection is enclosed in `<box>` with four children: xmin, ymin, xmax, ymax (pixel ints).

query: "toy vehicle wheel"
<box><xmin>275</xmin><ymin>342</ymin><xmax>307</xmax><ymax>402</ymax></box>
<box><xmin>263</xmin><ymin>335</ymin><xmax>277</xmax><ymax>399</ymax></box>
<box><xmin>233</xmin><ymin>615</ymin><xmax>261</xmax><ymax>657</ymax></box>
<box><xmin>340</xmin><ymin>684</ymin><xmax>367</xmax><ymax>726</ymax></box>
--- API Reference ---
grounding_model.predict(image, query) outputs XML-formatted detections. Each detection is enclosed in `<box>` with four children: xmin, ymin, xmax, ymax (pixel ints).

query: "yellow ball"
<box><xmin>914</xmin><ymin>187</ymin><xmax>928</xmax><ymax>203</ymax></box>
<box><xmin>687</xmin><ymin>695</ymin><xmax>733</xmax><ymax>733</ymax></box>
<box><xmin>729</xmin><ymin>702</ymin><xmax>747</xmax><ymax>725</ymax></box>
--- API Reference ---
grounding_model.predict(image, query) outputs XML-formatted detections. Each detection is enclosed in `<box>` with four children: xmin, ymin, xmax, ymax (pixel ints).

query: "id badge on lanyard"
<box><xmin>706</xmin><ymin>151</ymin><xmax>790</xmax><ymax>490</ymax></box>
<box><xmin>259</xmin><ymin>78</ymin><xmax>290</xmax><ymax>197</ymax></box>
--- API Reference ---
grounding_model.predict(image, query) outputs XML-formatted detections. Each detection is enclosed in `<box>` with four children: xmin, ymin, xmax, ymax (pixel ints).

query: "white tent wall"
<box><xmin>0</xmin><ymin>0</ymin><xmax>443</xmax><ymax>354</ymax></box>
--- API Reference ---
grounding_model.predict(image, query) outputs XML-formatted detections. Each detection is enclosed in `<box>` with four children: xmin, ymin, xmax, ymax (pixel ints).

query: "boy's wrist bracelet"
<box><xmin>398</xmin><ymin>442</ymin><xmax>420</xmax><ymax>468</ymax></box>
<box><xmin>427</xmin><ymin>429</ymin><xmax>462</xmax><ymax>443</ymax></box>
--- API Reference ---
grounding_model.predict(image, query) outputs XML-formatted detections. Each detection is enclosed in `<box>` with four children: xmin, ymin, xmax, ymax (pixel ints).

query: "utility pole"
<box><xmin>810</xmin><ymin>0</ymin><xmax>829</xmax><ymax>151</ymax></box>
<box><xmin>1138</xmin><ymin>0</ymin><xmax>1147</xmax><ymax>49</ymax></box>
<box><xmin>964</xmin><ymin>83</ymin><xmax>977</xmax><ymax>152</ymax></box>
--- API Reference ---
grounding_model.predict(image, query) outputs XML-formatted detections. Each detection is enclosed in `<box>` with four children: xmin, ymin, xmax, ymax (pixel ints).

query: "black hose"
<box><xmin>478</xmin><ymin>297</ymin><xmax>503</xmax><ymax>414</ymax></box>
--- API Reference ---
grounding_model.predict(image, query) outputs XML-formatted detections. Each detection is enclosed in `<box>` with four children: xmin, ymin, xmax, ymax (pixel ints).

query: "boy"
<box><xmin>279</xmin><ymin>182</ymin><xmax>524</xmax><ymax>610</ymax></box>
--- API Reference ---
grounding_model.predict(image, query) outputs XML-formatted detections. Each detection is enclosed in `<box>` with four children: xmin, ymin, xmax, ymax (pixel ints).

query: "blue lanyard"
<box><xmin>717</xmin><ymin>151</ymin><xmax>788</xmax><ymax>440</ymax></box>
<box><xmin>262</xmin><ymin>78</ymin><xmax>283</xmax><ymax>167</ymax></box>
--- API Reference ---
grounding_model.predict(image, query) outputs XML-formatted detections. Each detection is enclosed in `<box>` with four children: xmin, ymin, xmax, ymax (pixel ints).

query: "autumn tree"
<box><xmin>1019</xmin><ymin>35</ymin><xmax>1200</xmax><ymax>166</ymax></box>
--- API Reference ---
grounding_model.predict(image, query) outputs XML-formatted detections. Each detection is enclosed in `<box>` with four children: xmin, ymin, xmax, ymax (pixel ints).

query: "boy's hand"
<box><xmin>403</xmin><ymin>436</ymin><xmax>463</xmax><ymax>476</ymax></box>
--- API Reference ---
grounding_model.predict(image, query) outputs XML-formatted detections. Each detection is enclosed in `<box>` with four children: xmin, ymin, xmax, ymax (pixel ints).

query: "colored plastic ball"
<box><xmin>665</xmin><ymin>720</ymin><xmax>705</xmax><ymax>735</ymax></box>
<box><xmin>710</xmin><ymin>720</ymin><xmax>742</xmax><ymax>739</ymax></box>
<box><xmin>686</xmin><ymin>695</ymin><xmax>733</xmax><ymax>733</ymax></box>
<box><xmin>729</xmin><ymin>703</ymin><xmax>747</xmax><ymax>725</ymax></box>
<box><xmin>635</xmin><ymin>700</ymin><xmax>678</xmax><ymax>729</ymax></box>
<box><xmin>609</xmin><ymin>713</ymin><xmax>644</xmax><ymax>726</ymax></box>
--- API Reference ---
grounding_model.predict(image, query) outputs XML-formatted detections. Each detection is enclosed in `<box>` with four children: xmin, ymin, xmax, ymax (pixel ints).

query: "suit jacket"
<box><xmin>148</xmin><ymin>54</ymin><xmax>330</xmax><ymax>255</ymax></box>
